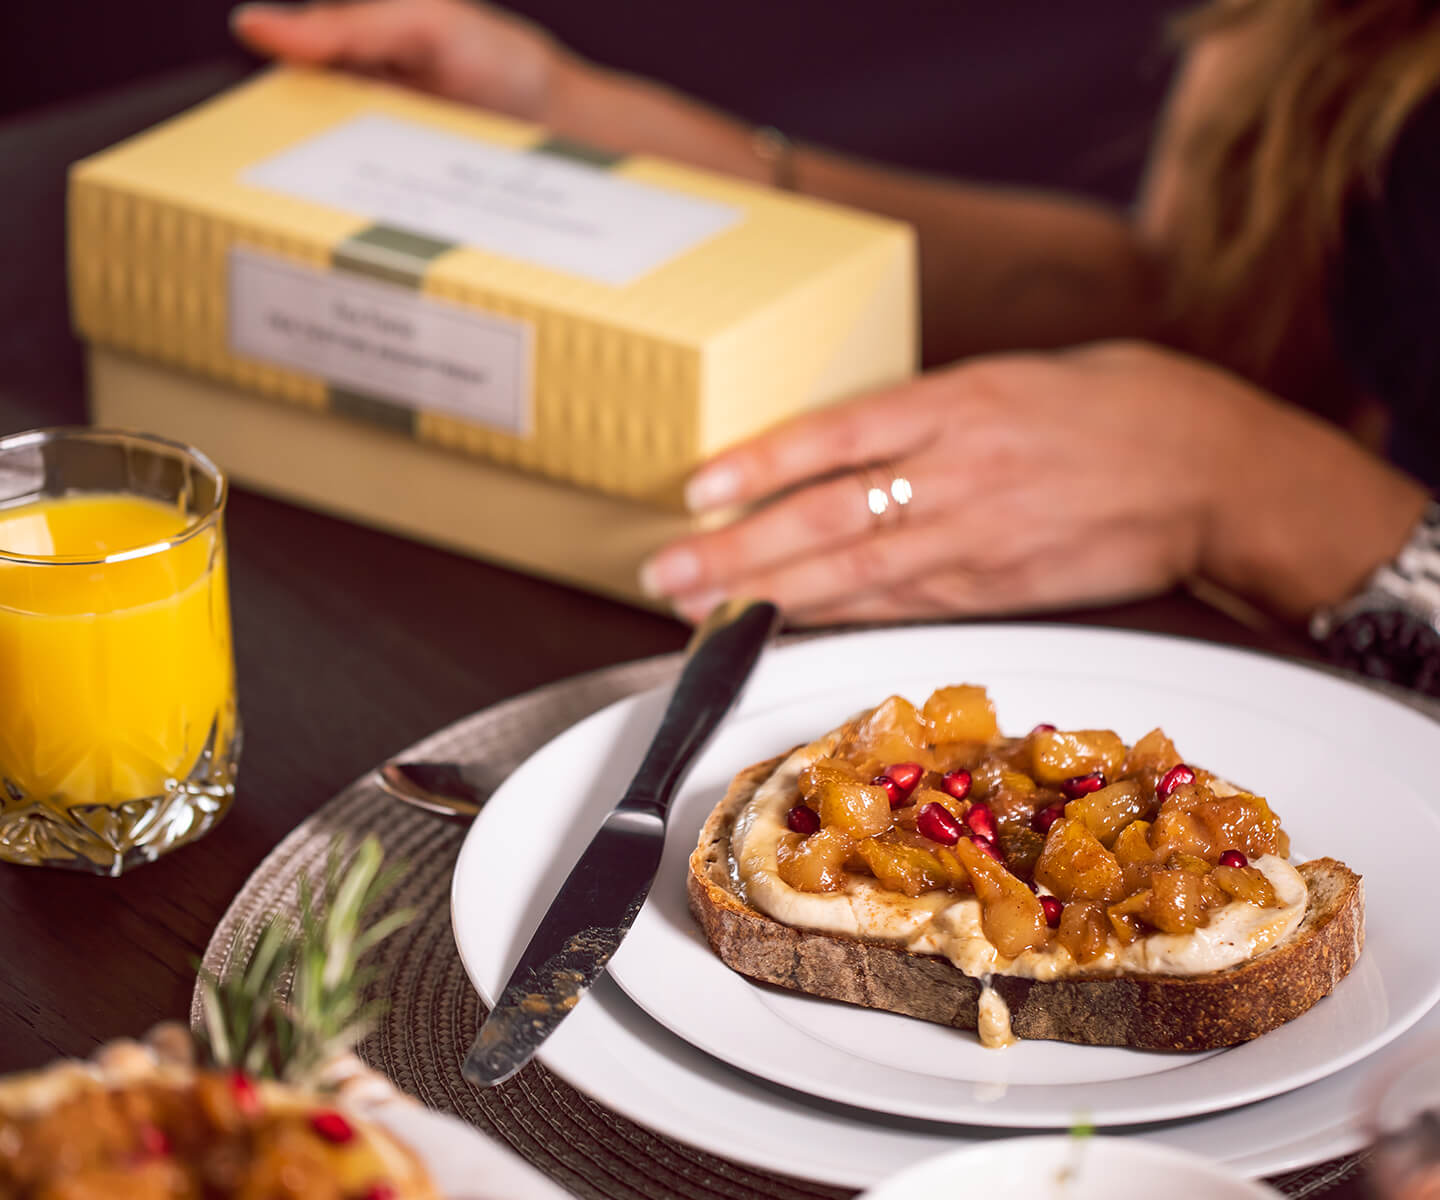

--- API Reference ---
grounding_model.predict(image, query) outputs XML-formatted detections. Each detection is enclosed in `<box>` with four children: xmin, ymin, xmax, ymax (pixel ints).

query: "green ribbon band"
<box><xmin>327</xmin><ymin>224</ymin><xmax>459</xmax><ymax>434</ymax></box>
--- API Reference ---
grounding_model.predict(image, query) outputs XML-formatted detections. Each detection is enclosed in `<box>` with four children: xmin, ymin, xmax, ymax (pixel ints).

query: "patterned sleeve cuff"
<box><xmin>1310</xmin><ymin>502</ymin><xmax>1440</xmax><ymax>696</ymax></box>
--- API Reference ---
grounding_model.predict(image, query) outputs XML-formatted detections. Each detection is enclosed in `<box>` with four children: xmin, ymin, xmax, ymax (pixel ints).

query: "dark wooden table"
<box><xmin>0</xmin><ymin>64</ymin><xmax>1361</xmax><ymax>1197</ymax></box>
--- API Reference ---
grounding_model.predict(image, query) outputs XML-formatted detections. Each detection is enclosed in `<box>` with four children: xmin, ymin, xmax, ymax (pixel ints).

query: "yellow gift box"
<box><xmin>69</xmin><ymin>68</ymin><xmax>916</xmax><ymax>513</ymax></box>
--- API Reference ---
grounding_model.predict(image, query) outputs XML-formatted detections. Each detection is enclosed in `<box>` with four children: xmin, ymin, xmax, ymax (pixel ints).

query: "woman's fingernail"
<box><xmin>685</xmin><ymin>463</ymin><xmax>742</xmax><ymax>512</ymax></box>
<box><xmin>639</xmin><ymin>548</ymin><xmax>700</xmax><ymax>598</ymax></box>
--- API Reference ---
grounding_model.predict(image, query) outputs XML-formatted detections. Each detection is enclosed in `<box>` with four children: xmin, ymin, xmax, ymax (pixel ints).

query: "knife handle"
<box><xmin>619</xmin><ymin>598</ymin><xmax>780</xmax><ymax>820</ymax></box>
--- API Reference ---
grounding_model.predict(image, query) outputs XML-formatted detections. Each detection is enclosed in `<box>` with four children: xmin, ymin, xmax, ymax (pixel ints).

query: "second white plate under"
<box><xmin>451</xmin><ymin>625</ymin><xmax>1440</xmax><ymax>1180</ymax></box>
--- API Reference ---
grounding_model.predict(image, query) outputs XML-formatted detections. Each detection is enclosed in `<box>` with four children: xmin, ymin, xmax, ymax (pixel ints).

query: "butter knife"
<box><xmin>461</xmin><ymin>597</ymin><xmax>780</xmax><ymax>1087</ymax></box>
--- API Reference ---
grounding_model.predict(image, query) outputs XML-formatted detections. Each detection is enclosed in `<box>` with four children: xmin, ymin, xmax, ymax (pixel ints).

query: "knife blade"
<box><xmin>461</xmin><ymin>597</ymin><xmax>781</xmax><ymax>1087</ymax></box>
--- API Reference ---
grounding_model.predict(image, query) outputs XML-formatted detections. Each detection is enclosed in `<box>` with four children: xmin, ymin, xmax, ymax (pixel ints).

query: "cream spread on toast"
<box><xmin>732</xmin><ymin>734</ymin><xmax>1307</xmax><ymax>1047</ymax></box>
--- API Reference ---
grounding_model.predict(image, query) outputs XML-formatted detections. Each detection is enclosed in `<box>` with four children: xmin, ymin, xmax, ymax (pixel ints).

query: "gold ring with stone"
<box><xmin>859</xmin><ymin>464</ymin><xmax>913</xmax><ymax>527</ymax></box>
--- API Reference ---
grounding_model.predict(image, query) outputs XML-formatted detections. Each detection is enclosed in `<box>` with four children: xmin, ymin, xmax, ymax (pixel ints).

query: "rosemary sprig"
<box><xmin>196</xmin><ymin>834</ymin><xmax>416</xmax><ymax>1086</ymax></box>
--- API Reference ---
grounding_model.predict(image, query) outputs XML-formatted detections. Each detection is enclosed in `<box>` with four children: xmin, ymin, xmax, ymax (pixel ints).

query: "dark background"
<box><xmin>3</xmin><ymin>0</ymin><xmax>1183</xmax><ymax>203</ymax></box>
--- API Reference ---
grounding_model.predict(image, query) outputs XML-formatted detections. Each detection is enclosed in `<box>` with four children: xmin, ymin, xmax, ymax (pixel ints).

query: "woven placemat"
<box><xmin>195</xmin><ymin>649</ymin><xmax>1435</xmax><ymax>1199</ymax></box>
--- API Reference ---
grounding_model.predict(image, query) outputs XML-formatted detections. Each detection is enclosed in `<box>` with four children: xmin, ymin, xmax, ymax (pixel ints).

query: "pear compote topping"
<box><xmin>774</xmin><ymin>686</ymin><xmax>1292</xmax><ymax>962</ymax></box>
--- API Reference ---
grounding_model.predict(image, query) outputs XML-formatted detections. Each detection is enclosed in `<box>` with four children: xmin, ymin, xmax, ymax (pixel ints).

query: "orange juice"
<box><xmin>0</xmin><ymin>493</ymin><xmax>235</xmax><ymax>809</ymax></box>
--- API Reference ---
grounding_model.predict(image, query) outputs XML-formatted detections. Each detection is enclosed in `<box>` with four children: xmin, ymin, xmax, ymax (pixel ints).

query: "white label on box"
<box><xmin>243</xmin><ymin>114</ymin><xmax>742</xmax><ymax>286</ymax></box>
<box><xmin>228</xmin><ymin>247</ymin><xmax>532</xmax><ymax>434</ymax></box>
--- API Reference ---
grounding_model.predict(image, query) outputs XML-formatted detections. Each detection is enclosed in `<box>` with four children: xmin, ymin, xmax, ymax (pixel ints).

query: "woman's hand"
<box><xmin>232</xmin><ymin>0</ymin><xmax>573</xmax><ymax>122</ymax></box>
<box><xmin>232</xmin><ymin>0</ymin><xmax>772</xmax><ymax>180</ymax></box>
<box><xmin>640</xmin><ymin>342</ymin><xmax>1428</xmax><ymax>626</ymax></box>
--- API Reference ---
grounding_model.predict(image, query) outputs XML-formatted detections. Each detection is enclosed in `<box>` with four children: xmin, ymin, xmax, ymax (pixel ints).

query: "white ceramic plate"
<box><xmin>858</xmin><ymin>1135</ymin><xmax>1282</xmax><ymax>1200</ymax></box>
<box><xmin>454</xmin><ymin>625</ymin><xmax>1440</xmax><ymax>1129</ymax></box>
<box><xmin>372</xmin><ymin>1100</ymin><xmax>571</xmax><ymax>1200</ymax></box>
<box><xmin>451</xmin><ymin>625</ymin><xmax>1440</xmax><ymax>1183</ymax></box>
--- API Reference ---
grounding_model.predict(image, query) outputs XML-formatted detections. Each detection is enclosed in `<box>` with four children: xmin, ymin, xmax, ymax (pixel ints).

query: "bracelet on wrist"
<box><xmin>1310</xmin><ymin>501</ymin><xmax>1440</xmax><ymax>697</ymax></box>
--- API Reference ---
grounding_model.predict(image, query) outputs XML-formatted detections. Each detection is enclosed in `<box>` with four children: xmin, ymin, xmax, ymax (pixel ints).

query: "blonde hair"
<box><xmin>1164</xmin><ymin>0</ymin><xmax>1440</xmax><ymax>416</ymax></box>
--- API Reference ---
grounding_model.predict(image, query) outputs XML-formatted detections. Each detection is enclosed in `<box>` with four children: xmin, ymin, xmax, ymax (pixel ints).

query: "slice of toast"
<box><xmin>688</xmin><ymin>755</ymin><xmax>1365</xmax><ymax>1051</ymax></box>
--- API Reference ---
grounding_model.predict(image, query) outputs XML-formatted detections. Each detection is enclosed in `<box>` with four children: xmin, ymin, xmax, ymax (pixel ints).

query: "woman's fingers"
<box><xmin>234</xmin><ymin>0</ymin><xmax>560</xmax><ymax>118</ymax></box>
<box><xmin>664</xmin><ymin>515</ymin><xmax>993</xmax><ymax>623</ymax></box>
<box><xmin>642</xmin><ymin>473</ymin><xmax>871</xmax><ymax>597</ymax></box>
<box><xmin>232</xmin><ymin>1</ymin><xmax>441</xmax><ymax>70</ymax></box>
<box><xmin>683</xmin><ymin>373</ymin><xmax>953</xmax><ymax>513</ymax></box>
<box><xmin>644</xmin><ymin>456</ymin><xmax>977</xmax><ymax>598</ymax></box>
<box><xmin>659</xmin><ymin>497</ymin><xmax>1193</xmax><ymax>624</ymax></box>
<box><xmin>650</xmin><ymin>462</ymin><xmax>1061</xmax><ymax>610</ymax></box>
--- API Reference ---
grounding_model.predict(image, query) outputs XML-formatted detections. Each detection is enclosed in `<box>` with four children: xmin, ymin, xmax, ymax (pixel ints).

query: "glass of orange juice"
<box><xmin>0</xmin><ymin>428</ymin><xmax>238</xmax><ymax>875</ymax></box>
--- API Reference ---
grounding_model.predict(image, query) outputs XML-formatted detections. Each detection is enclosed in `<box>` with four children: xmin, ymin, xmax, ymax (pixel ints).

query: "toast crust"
<box><xmin>688</xmin><ymin>754</ymin><xmax>1365</xmax><ymax>1051</ymax></box>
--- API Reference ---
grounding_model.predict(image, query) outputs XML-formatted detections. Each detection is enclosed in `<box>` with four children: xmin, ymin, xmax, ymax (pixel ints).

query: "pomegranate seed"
<box><xmin>1030</xmin><ymin>723</ymin><xmax>1057</xmax><ymax>736</ymax></box>
<box><xmin>309</xmin><ymin>1111</ymin><xmax>355</xmax><ymax>1145</ymax></box>
<box><xmin>228</xmin><ymin>1070</ymin><xmax>260</xmax><ymax>1118</ymax></box>
<box><xmin>137</xmin><ymin>1124</ymin><xmax>170</xmax><ymax>1157</ymax></box>
<box><xmin>916</xmin><ymin>802</ymin><xmax>962</xmax><ymax>846</ymax></box>
<box><xmin>786</xmin><ymin>805</ymin><xmax>820</xmax><ymax>835</ymax></box>
<box><xmin>969</xmin><ymin>834</ymin><xmax>1002</xmax><ymax>861</ymax></box>
<box><xmin>870</xmin><ymin>775</ymin><xmax>904</xmax><ymax>808</ymax></box>
<box><xmin>884</xmin><ymin>762</ymin><xmax>924</xmax><ymax>795</ymax></box>
<box><xmin>941</xmin><ymin>769</ymin><xmax>973</xmax><ymax>801</ymax></box>
<box><xmin>1219</xmin><ymin>849</ymin><xmax>1248</xmax><ymax>869</ymax></box>
<box><xmin>361</xmin><ymin>1187</ymin><xmax>398</xmax><ymax>1200</ymax></box>
<box><xmin>1023</xmin><ymin>877</ymin><xmax>1039</xmax><ymax>893</ymax></box>
<box><xmin>1158</xmin><ymin>763</ymin><xmax>1196</xmax><ymax>798</ymax></box>
<box><xmin>1031</xmin><ymin>803</ymin><xmax>1065</xmax><ymax>835</ymax></box>
<box><xmin>1040</xmin><ymin>896</ymin><xmax>1063</xmax><ymax>928</ymax></box>
<box><xmin>963</xmin><ymin>802</ymin><xmax>996</xmax><ymax>841</ymax></box>
<box><xmin>1061</xmin><ymin>771</ymin><xmax>1105</xmax><ymax>799</ymax></box>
